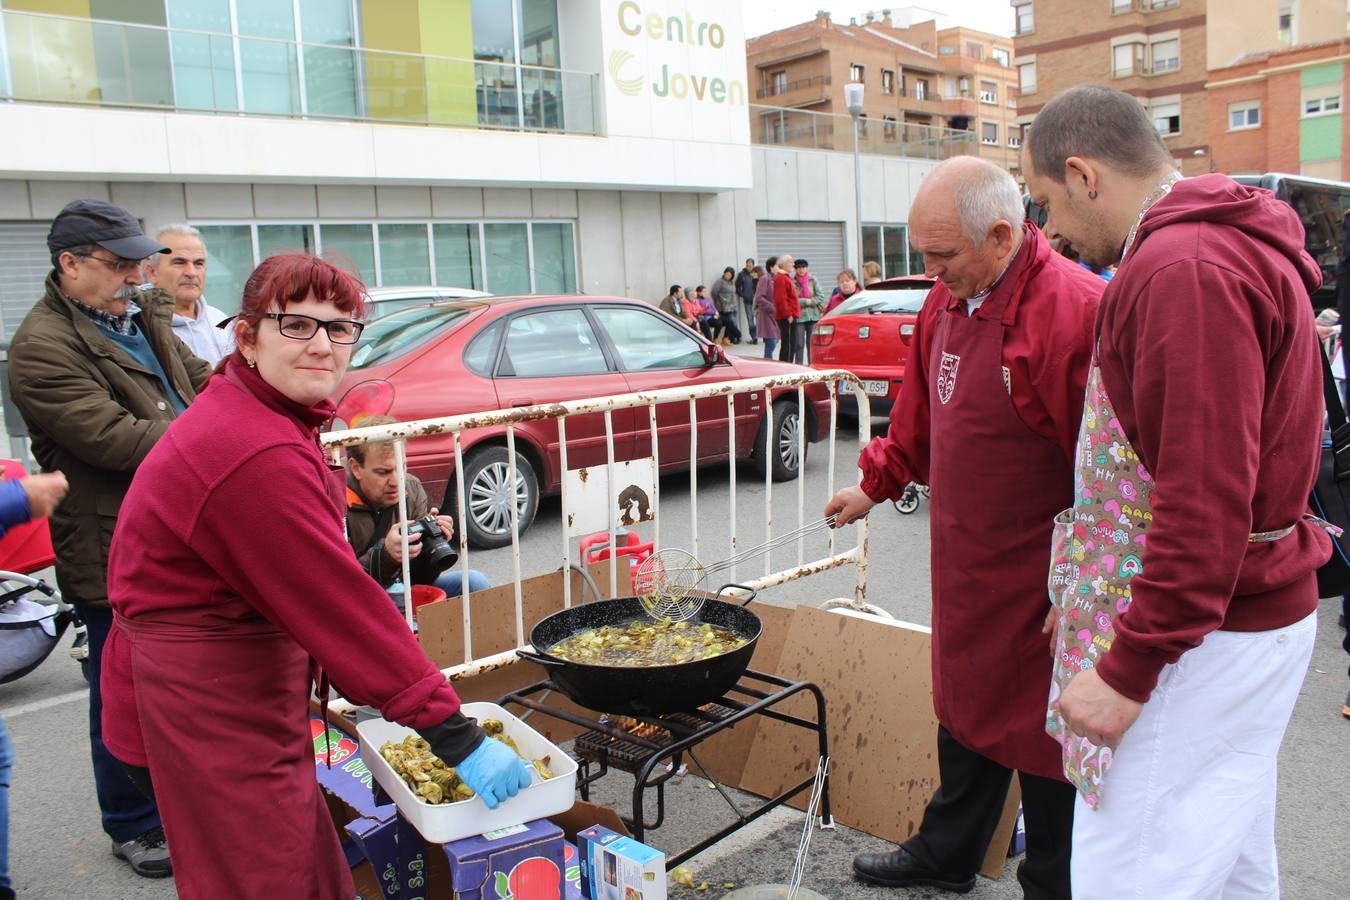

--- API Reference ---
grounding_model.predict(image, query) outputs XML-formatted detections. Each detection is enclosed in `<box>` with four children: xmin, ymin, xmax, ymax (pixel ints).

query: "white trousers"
<box><xmin>1071</xmin><ymin>611</ymin><xmax>1316</xmax><ymax>900</ymax></box>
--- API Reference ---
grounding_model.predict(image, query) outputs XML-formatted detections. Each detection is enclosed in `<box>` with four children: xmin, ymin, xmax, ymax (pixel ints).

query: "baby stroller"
<box><xmin>0</xmin><ymin>457</ymin><xmax>86</xmax><ymax>683</ymax></box>
<box><xmin>0</xmin><ymin>571</ymin><xmax>79</xmax><ymax>684</ymax></box>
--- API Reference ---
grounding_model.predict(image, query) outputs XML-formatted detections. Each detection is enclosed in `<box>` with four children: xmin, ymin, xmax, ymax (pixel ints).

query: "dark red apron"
<box><xmin>926</xmin><ymin>281</ymin><xmax>1069</xmax><ymax>781</ymax></box>
<box><xmin>111</xmin><ymin>611</ymin><xmax>353</xmax><ymax>899</ymax></box>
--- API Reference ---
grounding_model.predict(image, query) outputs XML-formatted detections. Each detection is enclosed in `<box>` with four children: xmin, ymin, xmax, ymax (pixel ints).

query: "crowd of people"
<box><xmin>0</xmin><ymin>82</ymin><xmax>1344</xmax><ymax>900</ymax></box>
<box><xmin>662</xmin><ymin>256</ymin><xmax>881</xmax><ymax>364</ymax></box>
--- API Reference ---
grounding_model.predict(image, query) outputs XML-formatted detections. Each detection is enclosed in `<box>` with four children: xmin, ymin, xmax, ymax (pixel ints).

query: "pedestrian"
<box><xmin>0</xmin><ymin>470</ymin><xmax>68</xmax><ymax>900</ymax></box>
<box><xmin>825</xmin><ymin>156</ymin><xmax>1104</xmax><ymax>898</ymax></box>
<box><xmin>1023</xmin><ymin>84</ymin><xmax>1327</xmax><ymax>899</ymax></box>
<box><xmin>772</xmin><ymin>255</ymin><xmax>801</xmax><ymax>364</ymax></box>
<box><xmin>98</xmin><ymin>253</ymin><xmax>531</xmax><ymax>897</ymax></box>
<box><xmin>753</xmin><ymin>263</ymin><xmax>780</xmax><ymax>359</ymax></box>
<box><xmin>862</xmin><ymin>259</ymin><xmax>882</xmax><ymax>285</ymax></box>
<box><xmin>691</xmin><ymin>285</ymin><xmax>721</xmax><ymax>341</ymax></box>
<box><xmin>826</xmin><ymin>268</ymin><xmax>863</xmax><ymax>314</ymax></box>
<box><xmin>793</xmin><ymin>258</ymin><xmax>824</xmax><ymax>364</ymax></box>
<box><xmin>6</xmin><ymin>199</ymin><xmax>216</xmax><ymax>879</ymax></box>
<box><xmin>736</xmin><ymin>257</ymin><xmax>759</xmax><ymax>343</ymax></box>
<box><xmin>143</xmin><ymin>224</ymin><xmax>233</xmax><ymax>366</ymax></box>
<box><xmin>660</xmin><ymin>284</ymin><xmax>697</xmax><ymax>329</ymax></box>
<box><xmin>711</xmin><ymin>267</ymin><xmax>742</xmax><ymax>345</ymax></box>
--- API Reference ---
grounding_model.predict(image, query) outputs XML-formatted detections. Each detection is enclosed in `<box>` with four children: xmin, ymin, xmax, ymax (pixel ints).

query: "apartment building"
<box><xmin>1014</xmin><ymin>0</ymin><xmax>1349</xmax><ymax>179</ymax></box>
<box><xmin>1207</xmin><ymin>32</ymin><xmax>1349</xmax><ymax>179</ymax></box>
<box><xmin>747</xmin><ymin>10</ymin><xmax>1019</xmax><ymax>172</ymax></box>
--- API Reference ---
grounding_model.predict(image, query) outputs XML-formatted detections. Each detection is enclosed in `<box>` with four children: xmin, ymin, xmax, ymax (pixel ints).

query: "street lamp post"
<box><xmin>845</xmin><ymin>81</ymin><xmax>865</xmax><ymax>275</ymax></box>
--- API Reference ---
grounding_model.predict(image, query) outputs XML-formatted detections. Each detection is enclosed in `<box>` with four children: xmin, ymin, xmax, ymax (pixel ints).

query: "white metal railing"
<box><xmin>321</xmin><ymin>369</ymin><xmax>874</xmax><ymax>685</ymax></box>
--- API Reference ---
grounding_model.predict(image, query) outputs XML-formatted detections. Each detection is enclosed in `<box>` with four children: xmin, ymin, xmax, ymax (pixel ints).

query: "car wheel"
<box><xmin>753</xmin><ymin>398</ymin><xmax>804</xmax><ymax>482</ymax></box>
<box><xmin>453</xmin><ymin>447</ymin><xmax>539</xmax><ymax>549</ymax></box>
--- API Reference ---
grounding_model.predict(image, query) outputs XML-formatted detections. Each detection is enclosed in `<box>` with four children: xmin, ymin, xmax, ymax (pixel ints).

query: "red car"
<box><xmin>333</xmin><ymin>295</ymin><xmax>832</xmax><ymax>548</ymax></box>
<box><xmin>810</xmin><ymin>277</ymin><xmax>935</xmax><ymax>416</ymax></box>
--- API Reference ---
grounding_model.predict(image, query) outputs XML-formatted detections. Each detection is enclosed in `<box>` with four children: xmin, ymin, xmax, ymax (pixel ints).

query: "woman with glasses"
<box><xmin>97</xmin><ymin>253</ymin><xmax>530</xmax><ymax>898</ymax></box>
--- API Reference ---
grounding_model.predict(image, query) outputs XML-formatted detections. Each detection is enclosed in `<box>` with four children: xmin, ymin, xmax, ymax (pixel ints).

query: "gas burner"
<box><xmin>498</xmin><ymin>670</ymin><xmax>831</xmax><ymax>870</ymax></box>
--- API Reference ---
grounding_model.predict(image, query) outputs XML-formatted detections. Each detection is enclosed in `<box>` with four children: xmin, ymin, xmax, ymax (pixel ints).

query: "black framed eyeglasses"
<box><xmin>78</xmin><ymin>253</ymin><xmax>146</xmax><ymax>275</ymax></box>
<box><xmin>262</xmin><ymin>312</ymin><xmax>365</xmax><ymax>344</ymax></box>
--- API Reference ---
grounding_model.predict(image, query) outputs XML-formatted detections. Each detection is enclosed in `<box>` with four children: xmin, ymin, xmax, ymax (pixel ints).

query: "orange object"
<box><xmin>0</xmin><ymin>459</ymin><xmax>56</xmax><ymax>574</ymax></box>
<box><xmin>409</xmin><ymin>584</ymin><xmax>446</xmax><ymax>613</ymax></box>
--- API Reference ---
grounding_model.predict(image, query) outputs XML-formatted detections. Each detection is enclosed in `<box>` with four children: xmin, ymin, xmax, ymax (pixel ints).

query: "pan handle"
<box><xmin>714</xmin><ymin>583</ymin><xmax>758</xmax><ymax>606</ymax></box>
<box><xmin>516</xmin><ymin>648</ymin><xmax>566</xmax><ymax>668</ymax></box>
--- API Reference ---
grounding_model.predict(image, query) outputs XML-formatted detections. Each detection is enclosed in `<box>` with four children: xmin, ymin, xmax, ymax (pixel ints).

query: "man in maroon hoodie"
<box><xmin>1023</xmin><ymin>85</ymin><xmax>1327</xmax><ymax>898</ymax></box>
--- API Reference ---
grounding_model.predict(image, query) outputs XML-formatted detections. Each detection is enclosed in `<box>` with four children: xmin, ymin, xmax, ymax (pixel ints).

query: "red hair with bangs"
<box><xmin>221</xmin><ymin>253</ymin><xmax>368</xmax><ymax>373</ymax></box>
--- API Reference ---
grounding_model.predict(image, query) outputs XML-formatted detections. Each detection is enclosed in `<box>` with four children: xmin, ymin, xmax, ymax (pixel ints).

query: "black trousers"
<box><xmin>777</xmin><ymin>319</ymin><xmax>800</xmax><ymax>362</ymax></box>
<box><xmin>902</xmin><ymin>727</ymin><xmax>1075</xmax><ymax>900</ymax></box>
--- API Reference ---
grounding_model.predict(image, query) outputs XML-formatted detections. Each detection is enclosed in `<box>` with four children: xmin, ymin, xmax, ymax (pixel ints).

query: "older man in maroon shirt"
<box><xmin>826</xmin><ymin>156</ymin><xmax>1104</xmax><ymax>897</ymax></box>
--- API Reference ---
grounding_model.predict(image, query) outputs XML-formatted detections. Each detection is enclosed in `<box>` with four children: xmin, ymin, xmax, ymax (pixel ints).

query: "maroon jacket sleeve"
<box><xmin>188</xmin><ymin>445</ymin><xmax>463</xmax><ymax>729</ymax></box>
<box><xmin>858</xmin><ymin>295</ymin><xmax>939</xmax><ymax>501</ymax></box>
<box><xmin>1094</xmin><ymin>260</ymin><xmax>1266</xmax><ymax>701</ymax></box>
<box><xmin>773</xmin><ymin>274</ymin><xmax>800</xmax><ymax>319</ymax></box>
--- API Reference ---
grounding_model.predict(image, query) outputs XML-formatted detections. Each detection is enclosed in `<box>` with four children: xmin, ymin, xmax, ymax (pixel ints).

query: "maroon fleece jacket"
<box><xmin>1094</xmin><ymin>174</ymin><xmax>1329</xmax><ymax>702</ymax></box>
<box><xmin>104</xmin><ymin>363</ymin><xmax>470</xmax><ymax>758</ymax></box>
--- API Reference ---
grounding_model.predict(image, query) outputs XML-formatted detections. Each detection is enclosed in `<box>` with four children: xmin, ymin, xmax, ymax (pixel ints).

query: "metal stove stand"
<box><xmin>498</xmin><ymin>669</ymin><xmax>831</xmax><ymax>869</ymax></box>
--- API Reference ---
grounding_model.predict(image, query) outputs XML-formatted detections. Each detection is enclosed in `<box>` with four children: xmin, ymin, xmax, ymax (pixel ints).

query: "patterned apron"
<box><xmin>1046</xmin><ymin>365</ymin><xmax>1330</xmax><ymax>808</ymax></box>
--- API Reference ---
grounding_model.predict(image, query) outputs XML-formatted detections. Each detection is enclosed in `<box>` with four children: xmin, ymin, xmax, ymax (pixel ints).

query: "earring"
<box><xmin>246</xmin><ymin>357</ymin><xmax>256</xmax><ymax>369</ymax></box>
<box><xmin>1088</xmin><ymin>189</ymin><xmax>1099</xmax><ymax>200</ymax></box>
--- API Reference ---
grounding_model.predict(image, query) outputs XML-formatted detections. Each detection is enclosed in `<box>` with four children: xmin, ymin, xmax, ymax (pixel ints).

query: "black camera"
<box><xmin>406</xmin><ymin>514</ymin><xmax>458</xmax><ymax>584</ymax></box>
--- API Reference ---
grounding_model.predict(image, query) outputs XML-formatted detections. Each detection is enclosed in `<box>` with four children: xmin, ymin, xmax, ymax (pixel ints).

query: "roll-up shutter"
<box><xmin>0</xmin><ymin>222</ymin><xmax>53</xmax><ymax>342</ymax></box>
<box><xmin>755</xmin><ymin>221</ymin><xmax>846</xmax><ymax>280</ymax></box>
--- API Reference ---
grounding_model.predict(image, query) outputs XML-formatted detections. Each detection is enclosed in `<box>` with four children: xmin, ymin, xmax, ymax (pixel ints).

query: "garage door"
<box><xmin>755</xmin><ymin>221</ymin><xmax>846</xmax><ymax>280</ymax></box>
<box><xmin>0</xmin><ymin>222</ymin><xmax>52</xmax><ymax>342</ymax></box>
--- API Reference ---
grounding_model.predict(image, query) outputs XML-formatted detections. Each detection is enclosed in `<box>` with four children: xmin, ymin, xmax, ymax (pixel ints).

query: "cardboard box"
<box><xmin>563</xmin><ymin>841</ymin><xmax>582</xmax><ymax>900</ymax></box>
<box><xmin>397</xmin><ymin>816</ymin><xmax>566</xmax><ymax>900</ymax></box>
<box><xmin>311</xmin><ymin>716</ymin><xmax>400</xmax><ymax>897</ymax></box>
<box><xmin>577</xmin><ymin>826</ymin><xmax>665</xmax><ymax>900</ymax></box>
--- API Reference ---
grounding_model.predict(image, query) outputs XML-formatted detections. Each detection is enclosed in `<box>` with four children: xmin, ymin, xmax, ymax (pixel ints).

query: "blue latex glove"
<box><xmin>456</xmin><ymin>737</ymin><xmax>533</xmax><ymax>809</ymax></box>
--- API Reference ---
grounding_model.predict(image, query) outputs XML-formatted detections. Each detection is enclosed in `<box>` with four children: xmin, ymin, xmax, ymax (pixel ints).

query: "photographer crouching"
<box><xmin>346</xmin><ymin>415</ymin><xmax>490</xmax><ymax>606</ymax></box>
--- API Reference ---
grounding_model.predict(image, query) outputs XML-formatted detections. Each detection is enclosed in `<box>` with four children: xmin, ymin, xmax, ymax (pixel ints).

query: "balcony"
<box><xmin>752</xmin><ymin>104</ymin><xmax>977</xmax><ymax>161</ymax></box>
<box><xmin>0</xmin><ymin>9</ymin><xmax>601</xmax><ymax>135</ymax></box>
<box><xmin>756</xmin><ymin>74</ymin><xmax>831</xmax><ymax>102</ymax></box>
<box><xmin>897</xmin><ymin>86</ymin><xmax>946</xmax><ymax>116</ymax></box>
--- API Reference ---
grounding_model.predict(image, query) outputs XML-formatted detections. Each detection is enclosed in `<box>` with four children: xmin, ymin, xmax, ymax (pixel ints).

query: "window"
<box><xmin>1151</xmin><ymin>100</ymin><xmax>1180</xmax><ymax>135</ymax></box>
<box><xmin>319</xmin><ymin>223</ymin><xmax>376</xmax><ymax>283</ymax></box>
<box><xmin>592</xmin><ymin>307</ymin><xmax>704</xmax><ymax>371</ymax></box>
<box><xmin>1150</xmin><ymin>38</ymin><xmax>1179</xmax><ymax>73</ymax></box>
<box><xmin>1008</xmin><ymin>129</ymin><xmax>1021</xmax><ymax>148</ymax></box>
<box><xmin>433</xmin><ymin>223</ymin><xmax>483</xmax><ymax>290</ymax></box>
<box><xmin>767</xmin><ymin>114</ymin><xmax>787</xmax><ymax>143</ymax></box>
<box><xmin>981</xmin><ymin>122</ymin><xmax>999</xmax><ymax>145</ymax></box>
<box><xmin>1278</xmin><ymin>5</ymin><xmax>1295</xmax><ymax>43</ymax></box>
<box><xmin>502</xmin><ymin>309</ymin><xmax>607</xmax><ymax>377</ymax></box>
<box><xmin>966</xmin><ymin>42</ymin><xmax>984</xmax><ymax>61</ymax></box>
<box><xmin>1304</xmin><ymin>87</ymin><xmax>1342</xmax><ymax>117</ymax></box>
<box><xmin>939</xmin><ymin>44</ymin><xmax>957</xmax><ymax>55</ymax></box>
<box><xmin>195</xmin><ymin>224</ymin><xmax>255</xmax><ymax>309</ymax></box>
<box><xmin>992</xmin><ymin>47</ymin><xmax>1010</xmax><ymax>67</ymax></box>
<box><xmin>882</xmin><ymin>69</ymin><xmax>895</xmax><ymax>95</ymax></box>
<box><xmin>1111</xmin><ymin>0</ymin><xmax>1132</xmax><ymax>13</ymax></box>
<box><xmin>858</xmin><ymin>113</ymin><xmax>868</xmax><ymax>136</ymax></box>
<box><xmin>883</xmin><ymin>115</ymin><xmax>898</xmax><ymax>140</ymax></box>
<box><xmin>1228</xmin><ymin>101</ymin><xmax>1261</xmax><ymax>130</ymax></box>
<box><xmin>1113</xmin><ymin>42</ymin><xmax>1143</xmax><ymax>77</ymax></box>
<box><xmin>1016</xmin><ymin>4</ymin><xmax>1035</xmax><ymax>35</ymax></box>
<box><xmin>378</xmin><ymin>224</ymin><xmax>431</xmax><ymax>285</ymax></box>
<box><xmin>850</xmin><ymin>63</ymin><xmax>865</xmax><ymax>83</ymax></box>
<box><xmin>532</xmin><ymin>223</ymin><xmax>577</xmax><ymax>293</ymax></box>
<box><xmin>916</xmin><ymin>78</ymin><xmax>929</xmax><ymax>100</ymax></box>
<box><xmin>1018</xmin><ymin>61</ymin><xmax>1037</xmax><ymax>94</ymax></box>
<box><xmin>980</xmin><ymin>81</ymin><xmax>998</xmax><ymax>104</ymax></box>
<box><xmin>770</xmin><ymin>70</ymin><xmax>787</xmax><ymax>95</ymax></box>
<box><xmin>861</xmin><ymin>224</ymin><xmax>917</xmax><ymax>278</ymax></box>
<box><xmin>484</xmin><ymin>223</ymin><xmax>531</xmax><ymax>294</ymax></box>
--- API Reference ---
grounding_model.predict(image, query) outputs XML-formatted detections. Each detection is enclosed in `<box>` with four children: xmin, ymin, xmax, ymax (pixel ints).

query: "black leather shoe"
<box><xmin>852</xmin><ymin>847</ymin><xmax>977</xmax><ymax>892</ymax></box>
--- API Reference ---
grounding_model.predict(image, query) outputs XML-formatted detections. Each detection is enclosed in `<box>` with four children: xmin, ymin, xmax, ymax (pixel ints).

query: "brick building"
<box><xmin>1206</xmin><ymin>39</ymin><xmax>1350</xmax><ymax>179</ymax></box>
<box><xmin>747</xmin><ymin>11</ymin><xmax>1019</xmax><ymax>171</ymax></box>
<box><xmin>1013</xmin><ymin>0</ymin><xmax>1350</xmax><ymax>179</ymax></box>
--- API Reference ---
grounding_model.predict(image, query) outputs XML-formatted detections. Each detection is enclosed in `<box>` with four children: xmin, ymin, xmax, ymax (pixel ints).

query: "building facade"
<box><xmin>0</xmin><ymin>0</ymin><xmax>951</xmax><ymax>345</ymax></box>
<box><xmin>1013</xmin><ymin>0</ymin><xmax>1350</xmax><ymax>180</ymax></box>
<box><xmin>746</xmin><ymin>11</ymin><xmax>1018</xmax><ymax>172</ymax></box>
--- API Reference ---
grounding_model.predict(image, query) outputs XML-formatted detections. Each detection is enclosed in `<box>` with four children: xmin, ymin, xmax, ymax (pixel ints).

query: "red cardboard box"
<box><xmin>397</xmin><ymin>815</ymin><xmax>566</xmax><ymax>900</ymax></box>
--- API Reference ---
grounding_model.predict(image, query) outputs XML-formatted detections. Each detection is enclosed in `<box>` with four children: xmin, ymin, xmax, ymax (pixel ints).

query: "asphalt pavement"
<box><xmin>2</xmin><ymin>376</ymin><xmax>1348</xmax><ymax>898</ymax></box>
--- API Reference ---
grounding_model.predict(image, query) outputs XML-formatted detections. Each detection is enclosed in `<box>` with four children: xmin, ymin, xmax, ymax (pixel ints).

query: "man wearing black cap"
<box><xmin>7</xmin><ymin>199</ymin><xmax>212</xmax><ymax>879</ymax></box>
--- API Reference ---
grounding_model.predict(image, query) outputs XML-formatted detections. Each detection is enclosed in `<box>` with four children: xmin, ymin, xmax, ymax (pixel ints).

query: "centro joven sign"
<box><xmin>609</xmin><ymin>1</ymin><xmax>747</xmax><ymax>106</ymax></box>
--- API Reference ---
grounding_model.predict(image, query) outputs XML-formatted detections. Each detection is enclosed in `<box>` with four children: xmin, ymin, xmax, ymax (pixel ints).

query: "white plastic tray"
<box><xmin>356</xmin><ymin>700</ymin><xmax>578</xmax><ymax>844</ymax></box>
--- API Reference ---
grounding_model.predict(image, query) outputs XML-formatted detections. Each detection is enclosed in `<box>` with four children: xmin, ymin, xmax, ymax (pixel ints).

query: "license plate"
<box><xmin>863</xmin><ymin>379</ymin><xmax>890</xmax><ymax>397</ymax></box>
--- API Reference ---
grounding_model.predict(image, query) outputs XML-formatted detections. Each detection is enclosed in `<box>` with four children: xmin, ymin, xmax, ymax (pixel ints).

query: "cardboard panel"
<box><xmin>739</xmin><ymin>606</ymin><xmax>940</xmax><ymax>843</ymax></box>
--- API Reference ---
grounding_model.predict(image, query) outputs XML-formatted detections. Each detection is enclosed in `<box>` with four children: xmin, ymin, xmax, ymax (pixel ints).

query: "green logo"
<box><xmin>609</xmin><ymin>49</ymin><xmax>644</xmax><ymax>96</ymax></box>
